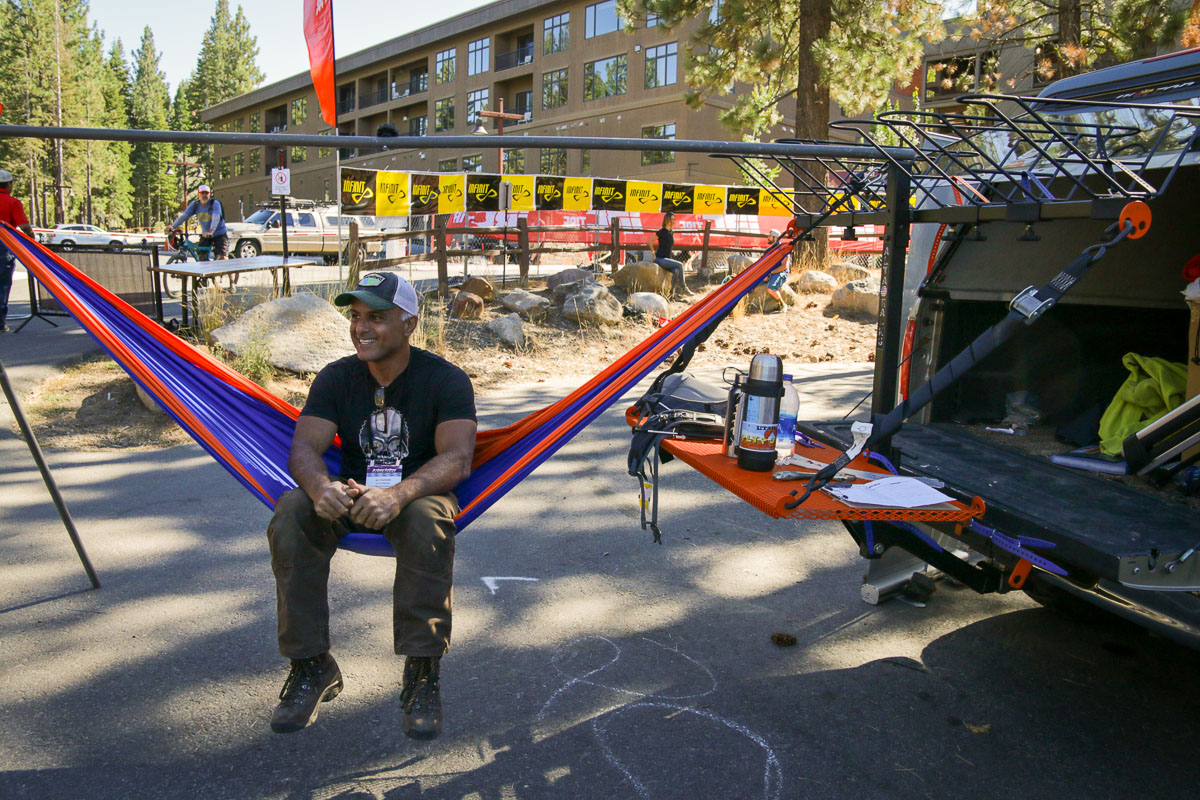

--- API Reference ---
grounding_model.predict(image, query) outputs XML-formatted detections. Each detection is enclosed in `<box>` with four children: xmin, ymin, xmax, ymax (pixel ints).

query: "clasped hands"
<box><xmin>312</xmin><ymin>479</ymin><xmax>404</xmax><ymax>529</ymax></box>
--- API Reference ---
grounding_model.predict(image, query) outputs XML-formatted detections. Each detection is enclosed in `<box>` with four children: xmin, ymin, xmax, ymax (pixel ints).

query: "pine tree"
<box><xmin>184</xmin><ymin>0</ymin><xmax>264</xmax><ymax>116</ymax></box>
<box><xmin>129</xmin><ymin>26</ymin><xmax>174</xmax><ymax>228</ymax></box>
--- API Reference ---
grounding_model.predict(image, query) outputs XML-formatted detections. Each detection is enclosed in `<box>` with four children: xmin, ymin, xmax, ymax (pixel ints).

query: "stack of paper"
<box><xmin>823</xmin><ymin>477</ymin><xmax>955</xmax><ymax>509</ymax></box>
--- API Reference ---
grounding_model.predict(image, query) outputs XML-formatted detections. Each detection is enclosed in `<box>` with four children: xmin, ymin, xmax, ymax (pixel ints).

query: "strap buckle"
<box><xmin>1009</xmin><ymin>286</ymin><xmax>1053</xmax><ymax>323</ymax></box>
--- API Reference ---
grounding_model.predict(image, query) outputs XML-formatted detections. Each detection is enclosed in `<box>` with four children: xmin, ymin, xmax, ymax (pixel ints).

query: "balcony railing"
<box><xmin>495</xmin><ymin>45</ymin><xmax>534</xmax><ymax>71</ymax></box>
<box><xmin>511</xmin><ymin>108</ymin><xmax>532</xmax><ymax>125</ymax></box>
<box><xmin>336</xmin><ymin>97</ymin><xmax>356</xmax><ymax>114</ymax></box>
<box><xmin>266</xmin><ymin>123</ymin><xmax>287</xmax><ymax>134</ymax></box>
<box><xmin>360</xmin><ymin>88</ymin><xmax>388</xmax><ymax>109</ymax></box>
<box><xmin>392</xmin><ymin>78</ymin><xmax>428</xmax><ymax>100</ymax></box>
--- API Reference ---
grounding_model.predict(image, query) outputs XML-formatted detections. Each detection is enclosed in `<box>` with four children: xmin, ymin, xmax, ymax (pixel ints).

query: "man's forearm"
<box><xmin>391</xmin><ymin>450</ymin><xmax>471</xmax><ymax>506</ymax></box>
<box><xmin>289</xmin><ymin>445</ymin><xmax>336</xmax><ymax>500</ymax></box>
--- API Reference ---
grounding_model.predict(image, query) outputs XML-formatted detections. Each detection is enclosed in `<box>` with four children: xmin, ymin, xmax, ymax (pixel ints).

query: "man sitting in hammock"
<box><xmin>267</xmin><ymin>272</ymin><xmax>476</xmax><ymax>740</ymax></box>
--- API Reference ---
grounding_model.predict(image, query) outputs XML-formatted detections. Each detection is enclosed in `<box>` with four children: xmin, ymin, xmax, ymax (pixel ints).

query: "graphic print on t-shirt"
<box><xmin>359</xmin><ymin>407</ymin><xmax>409</xmax><ymax>467</ymax></box>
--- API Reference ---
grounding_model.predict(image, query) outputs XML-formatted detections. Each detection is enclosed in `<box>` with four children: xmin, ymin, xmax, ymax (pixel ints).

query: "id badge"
<box><xmin>366</xmin><ymin>461</ymin><xmax>402</xmax><ymax>488</ymax></box>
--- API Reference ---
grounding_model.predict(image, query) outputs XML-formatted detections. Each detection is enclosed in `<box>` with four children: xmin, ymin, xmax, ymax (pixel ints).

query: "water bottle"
<box><xmin>776</xmin><ymin>374</ymin><xmax>799</xmax><ymax>461</ymax></box>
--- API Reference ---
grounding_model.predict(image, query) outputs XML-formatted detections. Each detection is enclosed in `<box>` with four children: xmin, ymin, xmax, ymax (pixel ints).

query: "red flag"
<box><xmin>303</xmin><ymin>0</ymin><xmax>337</xmax><ymax>127</ymax></box>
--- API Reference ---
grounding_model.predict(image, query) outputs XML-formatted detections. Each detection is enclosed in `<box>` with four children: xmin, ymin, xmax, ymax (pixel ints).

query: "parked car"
<box><xmin>224</xmin><ymin>199</ymin><xmax>383</xmax><ymax>263</ymax></box>
<box><xmin>47</xmin><ymin>224</ymin><xmax>127</xmax><ymax>251</ymax></box>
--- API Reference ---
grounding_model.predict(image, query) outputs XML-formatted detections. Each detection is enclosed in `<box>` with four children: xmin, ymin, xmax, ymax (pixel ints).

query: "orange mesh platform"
<box><xmin>627</xmin><ymin>408</ymin><xmax>984</xmax><ymax>522</ymax></box>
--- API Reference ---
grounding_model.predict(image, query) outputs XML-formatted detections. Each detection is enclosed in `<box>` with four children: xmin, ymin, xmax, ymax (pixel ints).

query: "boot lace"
<box><xmin>279</xmin><ymin>657</ymin><xmax>322</xmax><ymax>703</ymax></box>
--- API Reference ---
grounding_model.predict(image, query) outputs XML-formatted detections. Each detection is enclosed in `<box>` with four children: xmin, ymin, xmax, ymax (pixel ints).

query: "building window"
<box><xmin>466</xmin><ymin>88</ymin><xmax>489</xmax><ymax>125</ymax></box>
<box><xmin>462</xmin><ymin>154</ymin><xmax>483</xmax><ymax>172</ymax></box>
<box><xmin>585</xmin><ymin>1</ymin><xmax>622</xmax><ymax>38</ymax></box>
<box><xmin>542</xmin><ymin>68</ymin><xmax>568</xmax><ymax>109</ymax></box>
<box><xmin>318</xmin><ymin>129</ymin><xmax>333</xmax><ymax>159</ymax></box>
<box><xmin>291</xmin><ymin>145</ymin><xmax>307</xmax><ymax>163</ymax></box>
<box><xmin>435</xmin><ymin>97</ymin><xmax>455</xmax><ymax>131</ymax></box>
<box><xmin>647</xmin><ymin>13</ymin><xmax>660</xmax><ymax>26</ymax></box>
<box><xmin>323</xmin><ymin>179</ymin><xmax>331</xmax><ymax>201</ymax></box>
<box><xmin>439</xmin><ymin>157</ymin><xmax>457</xmax><ymax>172</ymax></box>
<box><xmin>584</xmin><ymin>55</ymin><xmax>627</xmax><ymax>101</ymax></box>
<box><xmin>504</xmin><ymin>148</ymin><xmax>525</xmax><ymax>173</ymax></box>
<box><xmin>710</xmin><ymin>0</ymin><xmax>723</xmax><ymax>23</ymax></box>
<box><xmin>290</xmin><ymin>98</ymin><xmax>307</xmax><ymax>126</ymax></box>
<box><xmin>234</xmin><ymin>152</ymin><xmax>244</xmax><ymax>176</ymax></box>
<box><xmin>249</xmin><ymin>149</ymin><xmax>261</xmax><ymax>174</ymax></box>
<box><xmin>436</xmin><ymin>48</ymin><xmax>456</xmax><ymax>83</ymax></box>
<box><xmin>641</xmin><ymin>123</ymin><xmax>676</xmax><ymax>165</ymax></box>
<box><xmin>645</xmin><ymin>42</ymin><xmax>678</xmax><ymax>89</ymax></box>
<box><xmin>232</xmin><ymin>118</ymin><xmax>245</xmax><ymax>132</ymax></box>
<box><xmin>514</xmin><ymin>90</ymin><xmax>533</xmax><ymax>118</ymax></box>
<box><xmin>249</xmin><ymin>111</ymin><xmax>260</xmax><ymax>132</ymax></box>
<box><xmin>219</xmin><ymin>156</ymin><xmax>231</xmax><ymax>179</ymax></box>
<box><xmin>468</xmin><ymin>38</ymin><xmax>490</xmax><ymax>76</ymax></box>
<box><xmin>580</xmin><ymin>149</ymin><xmax>591</xmax><ymax>173</ymax></box>
<box><xmin>409</xmin><ymin>115</ymin><xmax>427</xmax><ymax>136</ymax></box>
<box><xmin>544</xmin><ymin>12</ymin><xmax>570</xmax><ymax>54</ymax></box>
<box><xmin>540</xmin><ymin>148</ymin><xmax>566</xmax><ymax>175</ymax></box>
<box><xmin>410</xmin><ymin>66</ymin><xmax>428</xmax><ymax>94</ymax></box>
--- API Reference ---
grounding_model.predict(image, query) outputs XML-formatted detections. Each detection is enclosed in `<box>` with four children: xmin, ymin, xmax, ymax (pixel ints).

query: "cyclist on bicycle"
<box><xmin>167</xmin><ymin>185</ymin><xmax>227</xmax><ymax>259</ymax></box>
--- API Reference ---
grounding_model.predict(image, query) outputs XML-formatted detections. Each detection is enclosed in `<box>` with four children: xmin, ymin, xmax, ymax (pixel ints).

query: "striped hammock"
<box><xmin>0</xmin><ymin>222</ymin><xmax>795</xmax><ymax>555</ymax></box>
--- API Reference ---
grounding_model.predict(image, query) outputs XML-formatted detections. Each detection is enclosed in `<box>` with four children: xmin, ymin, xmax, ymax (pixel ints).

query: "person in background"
<box><xmin>167</xmin><ymin>184</ymin><xmax>227</xmax><ymax>260</ymax></box>
<box><xmin>654</xmin><ymin>212</ymin><xmax>695</xmax><ymax>300</ymax></box>
<box><xmin>764</xmin><ymin>229</ymin><xmax>792</xmax><ymax>313</ymax></box>
<box><xmin>0</xmin><ymin>168</ymin><xmax>35</xmax><ymax>333</ymax></box>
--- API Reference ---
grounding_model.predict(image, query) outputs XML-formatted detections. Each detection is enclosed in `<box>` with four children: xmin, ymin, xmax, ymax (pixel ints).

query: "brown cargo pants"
<box><xmin>267</xmin><ymin>488</ymin><xmax>458</xmax><ymax>660</ymax></box>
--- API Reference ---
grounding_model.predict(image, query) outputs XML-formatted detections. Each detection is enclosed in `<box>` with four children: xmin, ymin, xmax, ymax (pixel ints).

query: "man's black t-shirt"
<box><xmin>300</xmin><ymin>348</ymin><xmax>476</xmax><ymax>483</ymax></box>
<box><xmin>655</xmin><ymin>227</ymin><xmax>674</xmax><ymax>260</ymax></box>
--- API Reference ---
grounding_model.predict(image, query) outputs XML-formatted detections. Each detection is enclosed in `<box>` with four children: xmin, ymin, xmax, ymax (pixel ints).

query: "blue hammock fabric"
<box><xmin>1</xmin><ymin>222</ymin><xmax>796</xmax><ymax>553</ymax></box>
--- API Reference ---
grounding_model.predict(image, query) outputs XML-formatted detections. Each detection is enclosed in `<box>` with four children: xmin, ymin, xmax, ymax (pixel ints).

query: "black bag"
<box><xmin>627</xmin><ymin>372</ymin><xmax>728</xmax><ymax>542</ymax></box>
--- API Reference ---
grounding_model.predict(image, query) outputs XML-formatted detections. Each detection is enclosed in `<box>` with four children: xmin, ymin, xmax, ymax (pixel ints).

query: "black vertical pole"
<box><xmin>278</xmin><ymin>150</ymin><xmax>289</xmax><ymax>260</ymax></box>
<box><xmin>0</xmin><ymin>358</ymin><xmax>100</xmax><ymax>588</ymax></box>
<box><xmin>870</xmin><ymin>161</ymin><xmax>913</xmax><ymax>459</ymax></box>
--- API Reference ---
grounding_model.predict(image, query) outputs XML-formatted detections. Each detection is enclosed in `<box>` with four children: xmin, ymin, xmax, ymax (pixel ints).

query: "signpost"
<box><xmin>271</xmin><ymin>163</ymin><xmax>291</xmax><ymax>258</ymax></box>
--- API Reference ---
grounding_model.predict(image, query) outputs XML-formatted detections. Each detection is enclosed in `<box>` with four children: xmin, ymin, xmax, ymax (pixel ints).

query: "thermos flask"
<box><xmin>737</xmin><ymin>354</ymin><xmax>784</xmax><ymax>471</ymax></box>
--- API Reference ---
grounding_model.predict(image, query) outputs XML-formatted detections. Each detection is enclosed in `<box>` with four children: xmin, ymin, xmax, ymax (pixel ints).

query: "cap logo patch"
<box><xmin>359</xmin><ymin>274</ymin><xmax>386</xmax><ymax>287</ymax></box>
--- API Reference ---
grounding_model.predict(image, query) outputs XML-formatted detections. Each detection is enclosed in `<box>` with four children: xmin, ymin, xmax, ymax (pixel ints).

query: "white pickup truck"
<box><xmin>224</xmin><ymin>202</ymin><xmax>381</xmax><ymax>263</ymax></box>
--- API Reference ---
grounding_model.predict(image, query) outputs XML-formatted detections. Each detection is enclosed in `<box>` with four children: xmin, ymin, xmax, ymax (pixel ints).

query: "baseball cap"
<box><xmin>768</xmin><ymin>229</ymin><xmax>781</xmax><ymax>237</ymax></box>
<box><xmin>335</xmin><ymin>272</ymin><xmax>419</xmax><ymax>316</ymax></box>
<box><xmin>0</xmin><ymin>169</ymin><xmax>13</xmax><ymax>182</ymax></box>
<box><xmin>197</xmin><ymin>184</ymin><xmax>211</xmax><ymax>193</ymax></box>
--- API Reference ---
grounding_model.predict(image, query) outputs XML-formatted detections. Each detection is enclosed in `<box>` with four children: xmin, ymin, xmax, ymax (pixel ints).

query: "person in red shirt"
<box><xmin>0</xmin><ymin>168</ymin><xmax>35</xmax><ymax>333</ymax></box>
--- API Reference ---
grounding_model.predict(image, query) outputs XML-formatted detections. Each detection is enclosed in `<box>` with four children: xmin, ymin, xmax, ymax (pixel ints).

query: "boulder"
<box><xmin>797</xmin><ymin>270</ymin><xmax>839</xmax><ymax>293</ymax></box>
<box><xmin>133</xmin><ymin>382</ymin><xmax>164</xmax><ymax>414</ymax></box>
<box><xmin>830</xmin><ymin>278</ymin><xmax>880</xmax><ymax>316</ymax></box>
<box><xmin>486</xmin><ymin>313</ymin><xmax>525</xmax><ymax>349</ymax></box>
<box><xmin>546</xmin><ymin>267</ymin><xmax>593</xmax><ymax>291</ymax></box>
<box><xmin>450</xmin><ymin>291</ymin><xmax>484</xmax><ymax>319</ymax></box>
<box><xmin>830</xmin><ymin>261</ymin><xmax>872</xmax><ymax>283</ymax></box>
<box><xmin>625</xmin><ymin>292</ymin><xmax>670</xmax><ymax>318</ymax></box>
<box><xmin>211</xmin><ymin>291</ymin><xmax>353</xmax><ymax>374</ymax></box>
<box><xmin>552</xmin><ymin>277</ymin><xmax>600</xmax><ymax>306</ymax></box>
<box><xmin>459</xmin><ymin>276</ymin><xmax>495</xmax><ymax>302</ymax></box>
<box><xmin>498</xmin><ymin>288</ymin><xmax>551</xmax><ymax>320</ymax></box>
<box><xmin>562</xmin><ymin>283</ymin><xmax>623</xmax><ymax>327</ymax></box>
<box><xmin>746</xmin><ymin>283</ymin><xmax>797</xmax><ymax>313</ymax></box>
<box><xmin>726</xmin><ymin>254</ymin><xmax>756</xmax><ymax>275</ymax></box>
<box><xmin>613</xmin><ymin>261</ymin><xmax>673</xmax><ymax>295</ymax></box>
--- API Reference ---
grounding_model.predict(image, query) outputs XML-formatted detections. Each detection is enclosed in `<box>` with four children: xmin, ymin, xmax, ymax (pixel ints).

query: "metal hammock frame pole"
<box><xmin>0</xmin><ymin>357</ymin><xmax>100</xmax><ymax>589</ymax></box>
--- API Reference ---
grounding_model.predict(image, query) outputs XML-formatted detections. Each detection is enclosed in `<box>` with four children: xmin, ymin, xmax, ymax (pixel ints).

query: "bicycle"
<box><xmin>163</xmin><ymin>228</ymin><xmax>239</xmax><ymax>295</ymax></box>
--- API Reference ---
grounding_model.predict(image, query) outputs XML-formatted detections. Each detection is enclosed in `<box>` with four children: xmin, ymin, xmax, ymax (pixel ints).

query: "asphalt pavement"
<box><xmin>2</xmin><ymin>277</ymin><xmax>1199</xmax><ymax>800</ymax></box>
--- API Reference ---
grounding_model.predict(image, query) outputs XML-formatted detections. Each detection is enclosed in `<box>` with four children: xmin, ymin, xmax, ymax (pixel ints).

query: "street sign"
<box><xmin>271</xmin><ymin>168</ymin><xmax>291</xmax><ymax>196</ymax></box>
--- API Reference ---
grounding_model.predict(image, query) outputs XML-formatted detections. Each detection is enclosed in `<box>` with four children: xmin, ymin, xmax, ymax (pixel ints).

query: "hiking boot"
<box><xmin>270</xmin><ymin>652</ymin><xmax>343</xmax><ymax>733</ymax></box>
<box><xmin>400</xmin><ymin>656</ymin><xmax>443</xmax><ymax>740</ymax></box>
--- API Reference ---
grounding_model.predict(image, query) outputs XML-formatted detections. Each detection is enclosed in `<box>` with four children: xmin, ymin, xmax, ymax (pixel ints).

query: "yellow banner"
<box><xmin>624</xmin><ymin>181</ymin><xmax>662</xmax><ymax>213</ymax></box>
<box><xmin>563</xmin><ymin>178</ymin><xmax>593</xmax><ymax>211</ymax></box>
<box><xmin>438</xmin><ymin>175</ymin><xmax>466</xmax><ymax>214</ymax></box>
<box><xmin>758</xmin><ymin>189</ymin><xmax>791</xmax><ymax>217</ymax></box>
<box><xmin>375</xmin><ymin>171</ymin><xmax>411</xmax><ymax>216</ymax></box>
<box><xmin>502</xmin><ymin>175</ymin><xmax>535</xmax><ymax>211</ymax></box>
<box><xmin>693</xmin><ymin>185</ymin><xmax>727</xmax><ymax>215</ymax></box>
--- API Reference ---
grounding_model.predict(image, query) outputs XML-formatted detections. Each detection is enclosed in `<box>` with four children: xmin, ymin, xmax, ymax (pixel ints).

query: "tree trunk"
<box><xmin>795</xmin><ymin>0</ymin><xmax>833</xmax><ymax>267</ymax></box>
<box><xmin>1058</xmin><ymin>0</ymin><xmax>1083</xmax><ymax>77</ymax></box>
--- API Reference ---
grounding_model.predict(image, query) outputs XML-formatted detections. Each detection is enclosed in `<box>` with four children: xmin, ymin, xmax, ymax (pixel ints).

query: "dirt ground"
<box><xmin>18</xmin><ymin>277</ymin><xmax>878</xmax><ymax>451</ymax></box>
